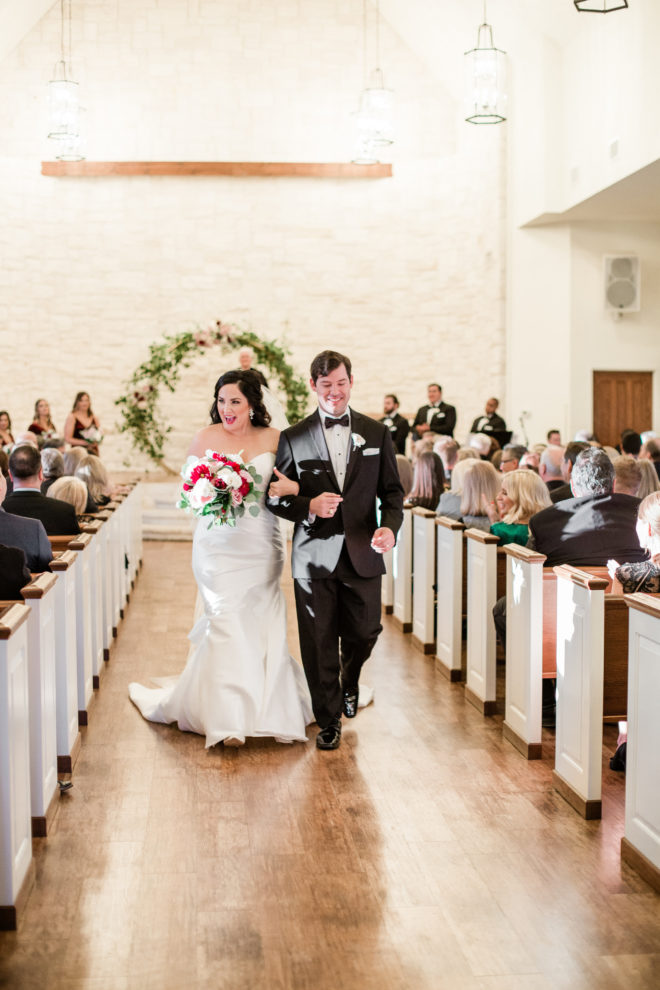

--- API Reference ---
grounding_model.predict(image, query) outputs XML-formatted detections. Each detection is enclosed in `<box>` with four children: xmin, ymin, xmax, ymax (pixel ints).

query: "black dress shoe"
<box><xmin>316</xmin><ymin>718</ymin><xmax>341</xmax><ymax>750</ymax></box>
<box><xmin>342</xmin><ymin>687</ymin><xmax>359</xmax><ymax>719</ymax></box>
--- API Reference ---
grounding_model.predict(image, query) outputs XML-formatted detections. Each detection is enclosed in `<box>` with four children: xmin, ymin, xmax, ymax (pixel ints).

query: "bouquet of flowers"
<box><xmin>177</xmin><ymin>450</ymin><xmax>262</xmax><ymax>528</ymax></box>
<box><xmin>80</xmin><ymin>425</ymin><xmax>103</xmax><ymax>446</ymax></box>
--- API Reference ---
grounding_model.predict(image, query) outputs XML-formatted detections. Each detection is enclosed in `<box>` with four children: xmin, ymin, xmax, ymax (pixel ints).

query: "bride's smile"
<box><xmin>217</xmin><ymin>383</ymin><xmax>252</xmax><ymax>433</ymax></box>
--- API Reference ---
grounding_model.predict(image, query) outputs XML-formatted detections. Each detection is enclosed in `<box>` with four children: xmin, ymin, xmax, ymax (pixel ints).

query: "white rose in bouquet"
<box><xmin>188</xmin><ymin>478</ymin><xmax>217</xmax><ymax>510</ymax></box>
<box><xmin>182</xmin><ymin>455</ymin><xmax>202</xmax><ymax>483</ymax></box>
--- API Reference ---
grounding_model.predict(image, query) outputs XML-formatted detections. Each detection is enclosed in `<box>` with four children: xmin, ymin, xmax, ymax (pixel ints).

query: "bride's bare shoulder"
<box><xmin>187</xmin><ymin>424</ymin><xmax>225</xmax><ymax>457</ymax></box>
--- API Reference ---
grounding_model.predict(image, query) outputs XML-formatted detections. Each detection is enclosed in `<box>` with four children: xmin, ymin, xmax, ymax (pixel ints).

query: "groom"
<box><xmin>267</xmin><ymin>350</ymin><xmax>404</xmax><ymax>750</ymax></box>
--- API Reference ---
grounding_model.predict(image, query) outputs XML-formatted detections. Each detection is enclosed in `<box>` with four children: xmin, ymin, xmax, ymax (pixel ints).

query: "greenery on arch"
<box><xmin>115</xmin><ymin>320</ymin><xmax>309</xmax><ymax>469</ymax></box>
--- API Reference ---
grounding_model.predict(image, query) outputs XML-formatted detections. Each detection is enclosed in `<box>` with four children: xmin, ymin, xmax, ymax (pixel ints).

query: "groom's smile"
<box><xmin>311</xmin><ymin>364</ymin><xmax>353</xmax><ymax>417</ymax></box>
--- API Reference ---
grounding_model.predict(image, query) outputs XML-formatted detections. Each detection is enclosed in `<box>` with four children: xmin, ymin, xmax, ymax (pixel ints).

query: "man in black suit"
<box><xmin>412</xmin><ymin>384</ymin><xmax>456</xmax><ymax>438</ymax></box>
<box><xmin>0</xmin><ymin>544</ymin><xmax>31</xmax><ymax>598</ymax></box>
<box><xmin>470</xmin><ymin>397</ymin><xmax>506</xmax><ymax>435</ymax></box>
<box><xmin>267</xmin><ymin>350</ymin><xmax>404</xmax><ymax>750</ymax></box>
<box><xmin>4</xmin><ymin>444</ymin><xmax>80</xmax><ymax>536</ymax></box>
<box><xmin>379</xmin><ymin>393</ymin><xmax>410</xmax><ymax>455</ymax></box>
<box><xmin>527</xmin><ymin>447</ymin><xmax>646</xmax><ymax>567</ymax></box>
<box><xmin>0</xmin><ymin>471</ymin><xmax>52</xmax><ymax>571</ymax></box>
<box><xmin>549</xmin><ymin>441</ymin><xmax>589</xmax><ymax>503</ymax></box>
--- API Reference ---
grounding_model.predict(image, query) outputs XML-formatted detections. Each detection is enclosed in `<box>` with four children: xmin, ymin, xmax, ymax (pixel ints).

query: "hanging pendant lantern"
<box><xmin>574</xmin><ymin>1</ymin><xmax>628</xmax><ymax>11</ymax></box>
<box><xmin>352</xmin><ymin>0</ymin><xmax>393</xmax><ymax>163</ymax></box>
<box><xmin>47</xmin><ymin>0</ymin><xmax>85</xmax><ymax>160</ymax></box>
<box><xmin>464</xmin><ymin>15</ymin><xmax>507</xmax><ymax>125</ymax></box>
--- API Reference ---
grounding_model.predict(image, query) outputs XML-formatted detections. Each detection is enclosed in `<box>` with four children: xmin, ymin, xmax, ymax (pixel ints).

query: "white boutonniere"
<box><xmin>352</xmin><ymin>433</ymin><xmax>366</xmax><ymax>451</ymax></box>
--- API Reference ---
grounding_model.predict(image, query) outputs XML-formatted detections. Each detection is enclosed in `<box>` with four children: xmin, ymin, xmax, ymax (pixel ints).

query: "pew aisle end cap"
<box><xmin>67</xmin><ymin>533</ymin><xmax>93</xmax><ymax>551</ymax></box>
<box><xmin>81</xmin><ymin>520</ymin><xmax>104</xmax><ymax>534</ymax></box>
<box><xmin>435</xmin><ymin>516</ymin><xmax>465</xmax><ymax>531</ymax></box>
<box><xmin>465</xmin><ymin>528</ymin><xmax>499</xmax><ymax>545</ymax></box>
<box><xmin>0</xmin><ymin>603</ymin><xmax>31</xmax><ymax>638</ymax></box>
<box><xmin>21</xmin><ymin>572</ymin><xmax>57</xmax><ymax>599</ymax></box>
<box><xmin>411</xmin><ymin>507</ymin><xmax>436</xmax><ymax>518</ymax></box>
<box><xmin>503</xmin><ymin>544</ymin><xmax>547</xmax><ymax>564</ymax></box>
<box><xmin>49</xmin><ymin>550</ymin><xmax>77</xmax><ymax>570</ymax></box>
<box><xmin>553</xmin><ymin>565</ymin><xmax>609</xmax><ymax>591</ymax></box>
<box><xmin>624</xmin><ymin>592</ymin><xmax>660</xmax><ymax>618</ymax></box>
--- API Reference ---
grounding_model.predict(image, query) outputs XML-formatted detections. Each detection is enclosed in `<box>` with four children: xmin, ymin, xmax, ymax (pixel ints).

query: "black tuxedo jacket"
<box><xmin>470</xmin><ymin>412</ymin><xmax>506</xmax><ymax>434</ymax></box>
<box><xmin>413</xmin><ymin>402</ymin><xmax>456</xmax><ymax>437</ymax></box>
<box><xmin>379</xmin><ymin>412</ymin><xmax>410</xmax><ymax>455</ymax></box>
<box><xmin>0</xmin><ymin>543</ymin><xmax>31</xmax><ymax>598</ymax></box>
<box><xmin>0</xmin><ymin>507</ymin><xmax>52</xmax><ymax>572</ymax></box>
<box><xmin>527</xmin><ymin>492</ymin><xmax>646</xmax><ymax>568</ymax></box>
<box><xmin>267</xmin><ymin>409</ymin><xmax>404</xmax><ymax>579</ymax></box>
<box><xmin>3</xmin><ymin>490</ymin><xmax>80</xmax><ymax>536</ymax></box>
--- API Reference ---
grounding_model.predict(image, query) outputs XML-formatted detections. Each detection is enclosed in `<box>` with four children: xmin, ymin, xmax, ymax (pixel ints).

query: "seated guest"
<box><xmin>41</xmin><ymin>448</ymin><xmax>65</xmax><ymax>493</ymax></box>
<box><xmin>433</xmin><ymin>437</ymin><xmax>458</xmax><ymax>484</ymax></box>
<box><xmin>412</xmin><ymin>435</ymin><xmax>439</xmax><ymax>460</ymax></box>
<box><xmin>0</xmin><ymin>543</ymin><xmax>31</xmax><ymax>599</ymax></box>
<box><xmin>62</xmin><ymin>446</ymin><xmax>87</xmax><ymax>476</ymax></box>
<box><xmin>0</xmin><ymin>448</ymin><xmax>10</xmax><ymax>498</ymax></box>
<box><xmin>640</xmin><ymin>437</ymin><xmax>660</xmax><ymax>479</ymax></box>
<box><xmin>412</xmin><ymin>384</ymin><xmax>456</xmax><ymax>438</ymax></box>
<box><xmin>613</xmin><ymin>455</ymin><xmax>642</xmax><ymax>497</ymax></box>
<box><xmin>0</xmin><ymin>471</ymin><xmax>52</xmax><ymax>571</ymax></box>
<box><xmin>539</xmin><ymin>445</ymin><xmax>565</xmax><ymax>492</ymax></box>
<box><xmin>28</xmin><ymin>398</ymin><xmax>58</xmax><ymax>442</ymax></box>
<box><xmin>500</xmin><ymin>443</ymin><xmax>526</xmax><ymax>473</ymax></box>
<box><xmin>4</xmin><ymin>444</ymin><xmax>80</xmax><ymax>535</ymax></box>
<box><xmin>459</xmin><ymin>460</ymin><xmax>501</xmax><ymax>532</ymax></box>
<box><xmin>610</xmin><ymin>491</ymin><xmax>660</xmax><ymax>593</ymax></box>
<box><xmin>519</xmin><ymin>451</ymin><xmax>540</xmax><ymax>473</ymax></box>
<box><xmin>549</xmin><ymin>440</ymin><xmax>589</xmax><ymax>503</ymax></box>
<box><xmin>12</xmin><ymin>432</ymin><xmax>38</xmax><ymax>448</ymax></box>
<box><xmin>0</xmin><ymin>410</ymin><xmax>14</xmax><ymax>447</ymax></box>
<box><xmin>395</xmin><ymin>454</ymin><xmax>413</xmax><ymax>499</ymax></box>
<box><xmin>405</xmin><ymin>452</ymin><xmax>445</xmax><ymax>510</ymax></box>
<box><xmin>637</xmin><ymin>458</ymin><xmax>660</xmax><ymax>500</ymax></box>
<box><xmin>527</xmin><ymin>447</ymin><xmax>645</xmax><ymax>567</ymax></box>
<box><xmin>236</xmin><ymin>347</ymin><xmax>268</xmax><ymax>387</ymax></box>
<box><xmin>470</xmin><ymin>397</ymin><xmax>506</xmax><ymax>435</ymax></box>
<box><xmin>547</xmin><ymin>429</ymin><xmax>562</xmax><ymax>446</ymax></box>
<box><xmin>620</xmin><ymin>428</ymin><xmax>642</xmax><ymax>457</ymax></box>
<box><xmin>380</xmin><ymin>394</ymin><xmax>410</xmax><ymax>455</ymax></box>
<box><xmin>456</xmin><ymin>447</ymin><xmax>479</xmax><ymax>463</ymax></box>
<box><xmin>491</xmin><ymin>449</ymin><xmax>503</xmax><ymax>471</ymax></box>
<box><xmin>48</xmin><ymin>476</ymin><xmax>89</xmax><ymax>518</ymax></box>
<box><xmin>436</xmin><ymin>459</ymin><xmax>475</xmax><ymax>518</ymax></box>
<box><xmin>76</xmin><ymin>454</ymin><xmax>112</xmax><ymax>507</ymax></box>
<box><xmin>485</xmin><ymin>469</ymin><xmax>551</xmax><ymax>546</ymax></box>
<box><xmin>468</xmin><ymin>433</ymin><xmax>492</xmax><ymax>460</ymax></box>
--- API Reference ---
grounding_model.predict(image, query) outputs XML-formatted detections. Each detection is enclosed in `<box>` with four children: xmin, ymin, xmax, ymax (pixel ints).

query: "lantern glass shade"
<box><xmin>53</xmin><ymin>130</ymin><xmax>84</xmax><ymax>162</ymax></box>
<box><xmin>464</xmin><ymin>25</ymin><xmax>507</xmax><ymax>124</ymax></box>
<box><xmin>358</xmin><ymin>84</ymin><xmax>394</xmax><ymax>146</ymax></box>
<box><xmin>48</xmin><ymin>76</ymin><xmax>81</xmax><ymax>139</ymax></box>
<box><xmin>574</xmin><ymin>0</ymin><xmax>628</xmax><ymax>10</ymax></box>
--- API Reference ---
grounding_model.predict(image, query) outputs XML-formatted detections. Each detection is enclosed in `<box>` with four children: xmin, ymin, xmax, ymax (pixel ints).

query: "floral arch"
<box><xmin>115</xmin><ymin>321</ymin><xmax>309</xmax><ymax>470</ymax></box>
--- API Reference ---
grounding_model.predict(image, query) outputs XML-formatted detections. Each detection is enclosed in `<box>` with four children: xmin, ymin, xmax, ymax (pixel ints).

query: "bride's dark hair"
<box><xmin>210</xmin><ymin>370</ymin><xmax>271</xmax><ymax>427</ymax></box>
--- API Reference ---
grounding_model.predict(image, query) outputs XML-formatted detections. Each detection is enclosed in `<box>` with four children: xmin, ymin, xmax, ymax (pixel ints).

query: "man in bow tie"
<box><xmin>412</xmin><ymin>383</ymin><xmax>457</xmax><ymax>438</ymax></box>
<box><xmin>267</xmin><ymin>350</ymin><xmax>404</xmax><ymax>750</ymax></box>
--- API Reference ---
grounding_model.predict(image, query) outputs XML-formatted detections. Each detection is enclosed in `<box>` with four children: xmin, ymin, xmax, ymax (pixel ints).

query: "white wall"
<box><xmin>0</xmin><ymin>0</ymin><xmax>506</xmax><ymax>470</ymax></box>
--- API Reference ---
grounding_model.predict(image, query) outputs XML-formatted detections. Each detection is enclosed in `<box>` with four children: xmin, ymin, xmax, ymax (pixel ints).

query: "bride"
<box><xmin>128</xmin><ymin>370</ymin><xmax>313</xmax><ymax>747</ymax></box>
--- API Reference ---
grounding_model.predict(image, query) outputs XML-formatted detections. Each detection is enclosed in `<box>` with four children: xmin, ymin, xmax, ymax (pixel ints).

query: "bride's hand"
<box><xmin>268</xmin><ymin>467</ymin><xmax>299</xmax><ymax>498</ymax></box>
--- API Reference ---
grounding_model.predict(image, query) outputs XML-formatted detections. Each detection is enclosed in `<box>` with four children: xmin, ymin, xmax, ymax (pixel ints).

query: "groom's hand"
<box><xmin>309</xmin><ymin>492</ymin><xmax>343</xmax><ymax>518</ymax></box>
<box><xmin>371</xmin><ymin>527</ymin><xmax>395</xmax><ymax>553</ymax></box>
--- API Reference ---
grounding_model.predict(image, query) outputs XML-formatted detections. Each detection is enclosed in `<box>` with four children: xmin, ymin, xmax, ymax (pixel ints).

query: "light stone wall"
<box><xmin>0</xmin><ymin>0</ymin><xmax>505</xmax><ymax>471</ymax></box>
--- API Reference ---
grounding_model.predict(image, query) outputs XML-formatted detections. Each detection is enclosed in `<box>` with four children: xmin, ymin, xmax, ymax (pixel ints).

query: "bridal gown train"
<box><xmin>129</xmin><ymin>451</ymin><xmax>314</xmax><ymax>746</ymax></box>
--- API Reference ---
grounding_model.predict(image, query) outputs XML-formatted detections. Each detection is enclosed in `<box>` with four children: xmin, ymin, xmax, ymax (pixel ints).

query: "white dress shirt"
<box><xmin>321</xmin><ymin>409</ymin><xmax>351</xmax><ymax>492</ymax></box>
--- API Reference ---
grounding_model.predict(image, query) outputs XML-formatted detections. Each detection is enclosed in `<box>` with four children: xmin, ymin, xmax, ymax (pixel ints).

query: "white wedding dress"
<box><xmin>129</xmin><ymin>451</ymin><xmax>313</xmax><ymax>746</ymax></box>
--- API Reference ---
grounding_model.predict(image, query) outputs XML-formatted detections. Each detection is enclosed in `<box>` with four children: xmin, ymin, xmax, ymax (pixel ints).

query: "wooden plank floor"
<box><xmin>1</xmin><ymin>541</ymin><xmax>659</xmax><ymax>990</ymax></box>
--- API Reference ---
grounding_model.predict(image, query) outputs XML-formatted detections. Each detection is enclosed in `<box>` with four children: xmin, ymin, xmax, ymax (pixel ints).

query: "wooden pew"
<box><xmin>412</xmin><ymin>508</ymin><xmax>436</xmax><ymax>654</ymax></box>
<box><xmin>0</xmin><ymin>604</ymin><xmax>35</xmax><ymax>931</ymax></box>
<box><xmin>81</xmin><ymin>519</ymin><xmax>106</xmax><ymax>688</ymax></box>
<box><xmin>464</xmin><ymin>529</ymin><xmax>506</xmax><ymax>715</ymax></box>
<box><xmin>382</xmin><ymin>548</ymin><xmax>394</xmax><ymax>614</ymax></box>
<box><xmin>552</xmin><ymin>565</ymin><xmax>629</xmax><ymax>820</ymax></box>
<box><xmin>49</xmin><ymin>550</ymin><xmax>82</xmax><ymax>773</ymax></box>
<box><xmin>2</xmin><ymin>576</ymin><xmax>60</xmax><ymax>838</ymax></box>
<box><xmin>621</xmin><ymin>593</ymin><xmax>660</xmax><ymax>894</ymax></box>
<box><xmin>434</xmin><ymin>517</ymin><xmax>466</xmax><ymax>682</ymax></box>
<box><xmin>392</xmin><ymin>507</ymin><xmax>413</xmax><ymax>633</ymax></box>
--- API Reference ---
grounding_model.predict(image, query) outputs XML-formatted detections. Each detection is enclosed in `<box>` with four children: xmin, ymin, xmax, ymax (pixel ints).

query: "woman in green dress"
<box><xmin>483</xmin><ymin>468</ymin><xmax>551</xmax><ymax>546</ymax></box>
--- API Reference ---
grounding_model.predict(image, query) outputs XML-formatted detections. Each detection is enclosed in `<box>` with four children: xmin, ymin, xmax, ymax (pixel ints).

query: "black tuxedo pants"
<box><xmin>293</xmin><ymin>545</ymin><xmax>383</xmax><ymax>729</ymax></box>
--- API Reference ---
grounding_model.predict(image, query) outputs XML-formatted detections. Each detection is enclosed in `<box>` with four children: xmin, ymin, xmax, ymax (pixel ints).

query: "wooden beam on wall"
<box><xmin>40</xmin><ymin>161</ymin><xmax>393</xmax><ymax>178</ymax></box>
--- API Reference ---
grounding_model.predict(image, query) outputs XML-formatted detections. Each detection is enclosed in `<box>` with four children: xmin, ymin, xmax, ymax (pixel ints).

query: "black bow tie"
<box><xmin>324</xmin><ymin>414</ymin><xmax>349</xmax><ymax>429</ymax></box>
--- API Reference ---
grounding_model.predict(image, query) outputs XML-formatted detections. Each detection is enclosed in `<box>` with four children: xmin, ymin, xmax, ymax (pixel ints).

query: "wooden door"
<box><xmin>592</xmin><ymin>371</ymin><xmax>653</xmax><ymax>447</ymax></box>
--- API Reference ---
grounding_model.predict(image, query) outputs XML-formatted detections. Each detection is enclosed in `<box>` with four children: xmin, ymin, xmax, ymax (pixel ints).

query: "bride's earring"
<box><xmin>249</xmin><ymin>408</ymin><xmax>254</xmax><ymax>420</ymax></box>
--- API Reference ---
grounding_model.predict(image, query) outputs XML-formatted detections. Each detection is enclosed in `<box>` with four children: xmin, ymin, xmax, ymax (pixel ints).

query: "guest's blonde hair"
<box><xmin>460</xmin><ymin>461</ymin><xmax>501</xmax><ymax>517</ymax></box>
<box><xmin>396</xmin><ymin>455</ymin><xmax>413</xmax><ymax>498</ymax></box>
<box><xmin>637</xmin><ymin>460</ymin><xmax>660</xmax><ymax>501</ymax></box>
<box><xmin>613</xmin><ymin>455</ymin><xmax>642</xmax><ymax>496</ymax></box>
<box><xmin>75</xmin><ymin>455</ymin><xmax>110</xmax><ymax>501</ymax></box>
<box><xmin>499</xmin><ymin>469</ymin><xmax>551</xmax><ymax>525</ymax></box>
<box><xmin>48</xmin><ymin>476</ymin><xmax>88</xmax><ymax>516</ymax></box>
<box><xmin>638</xmin><ymin>490</ymin><xmax>660</xmax><ymax>535</ymax></box>
<box><xmin>456</xmin><ymin>447</ymin><xmax>479</xmax><ymax>462</ymax></box>
<box><xmin>62</xmin><ymin>446</ymin><xmax>87</xmax><ymax>475</ymax></box>
<box><xmin>447</xmin><ymin>459</ymin><xmax>476</xmax><ymax>495</ymax></box>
